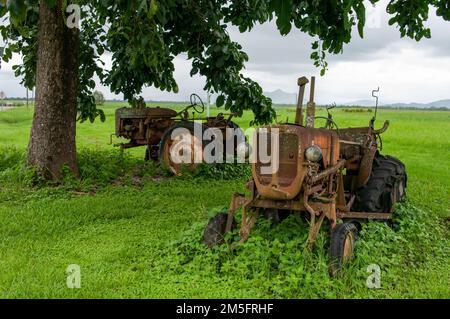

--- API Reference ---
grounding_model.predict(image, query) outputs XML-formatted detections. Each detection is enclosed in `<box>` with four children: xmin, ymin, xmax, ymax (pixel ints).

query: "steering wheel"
<box><xmin>189</xmin><ymin>93</ymin><xmax>205</xmax><ymax>114</ymax></box>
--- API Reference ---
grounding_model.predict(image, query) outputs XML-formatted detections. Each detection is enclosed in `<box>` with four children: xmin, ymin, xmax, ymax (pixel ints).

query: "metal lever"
<box><xmin>372</xmin><ymin>87</ymin><xmax>380</xmax><ymax>122</ymax></box>
<box><xmin>305</xmin><ymin>76</ymin><xmax>316</xmax><ymax>128</ymax></box>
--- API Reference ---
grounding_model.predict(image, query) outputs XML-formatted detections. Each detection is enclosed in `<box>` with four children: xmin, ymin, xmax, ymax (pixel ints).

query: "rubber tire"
<box><xmin>353</xmin><ymin>154</ymin><xmax>407</xmax><ymax>213</ymax></box>
<box><xmin>263</xmin><ymin>208</ymin><xmax>280</xmax><ymax>225</ymax></box>
<box><xmin>227</xmin><ymin>121</ymin><xmax>246</xmax><ymax>143</ymax></box>
<box><xmin>225</xmin><ymin>121</ymin><xmax>248</xmax><ymax>161</ymax></box>
<box><xmin>329</xmin><ymin>223</ymin><xmax>358</xmax><ymax>276</ymax></box>
<box><xmin>203</xmin><ymin>213</ymin><xmax>235</xmax><ymax>247</ymax></box>
<box><xmin>158</xmin><ymin>121</ymin><xmax>208</xmax><ymax>175</ymax></box>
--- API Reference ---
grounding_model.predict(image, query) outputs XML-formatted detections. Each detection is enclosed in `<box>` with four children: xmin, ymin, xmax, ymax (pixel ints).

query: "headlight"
<box><xmin>305</xmin><ymin>145</ymin><xmax>323</xmax><ymax>162</ymax></box>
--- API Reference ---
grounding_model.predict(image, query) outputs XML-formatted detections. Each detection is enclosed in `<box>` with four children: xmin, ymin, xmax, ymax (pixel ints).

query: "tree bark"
<box><xmin>27</xmin><ymin>0</ymin><xmax>79</xmax><ymax>179</ymax></box>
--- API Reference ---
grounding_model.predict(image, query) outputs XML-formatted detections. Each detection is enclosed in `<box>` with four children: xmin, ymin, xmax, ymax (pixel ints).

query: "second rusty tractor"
<box><xmin>203</xmin><ymin>76</ymin><xmax>407</xmax><ymax>275</ymax></box>
<box><xmin>112</xmin><ymin>94</ymin><xmax>247</xmax><ymax>175</ymax></box>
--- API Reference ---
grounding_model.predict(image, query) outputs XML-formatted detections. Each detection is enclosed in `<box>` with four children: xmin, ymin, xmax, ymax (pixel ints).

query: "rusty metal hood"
<box><xmin>115</xmin><ymin>107</ymin><xmax>177</xmax><ymax>119</ymax></box>
<box><xmin>252</xmin><ymin>124</ymin><xmax>339</xmax><ymax>200</ymax></box>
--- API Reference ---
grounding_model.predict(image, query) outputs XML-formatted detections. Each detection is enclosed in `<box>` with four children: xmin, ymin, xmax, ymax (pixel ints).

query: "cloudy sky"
<box><xmin>1</xmin><ymin>0</ymin><xmax>449</xmax><ymax>104</ymax></box>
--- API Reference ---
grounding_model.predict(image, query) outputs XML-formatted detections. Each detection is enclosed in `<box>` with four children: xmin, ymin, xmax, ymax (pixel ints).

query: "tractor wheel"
<box><xmin>159</xmin><ymin>121</ymin><xmax>207</xmax><ymax>175</ymax></box>
<box><xmin>203</xmin><ymin>213</ymin><xmax>235</xmax><ymax>247</ymax></box>
<box><xmin>263</xmin><ymin>208</ymin><xmax>280</xmax><ymax>225</ymax></box>
<box><xmin>329</xmin><ymin>223</ymin><xmax>358</xmax><ymax>276</ymax></box>
<box><xmin>353</xmin><ymin>154</ymin><xmax>407</xmax><ymax>213</ymax></box>
<box><xmin>227</xmin><ymin>121</ymin><xmax>246</xmax><ymax>143</ymax></box>
<box><xmin>226</xmin><ymin>121</ymin><xmax>249</xmax><ymax>160</ymax></box>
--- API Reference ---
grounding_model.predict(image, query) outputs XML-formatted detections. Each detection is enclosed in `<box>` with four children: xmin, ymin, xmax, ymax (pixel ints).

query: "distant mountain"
<box><xmin>264</xmin><ymin>92</ymin><xmax>450</xmax><ymax>109</ymax></box>
<box><xmin>429</xmin><ymin>99</ymin><xmax>450</xmax><ymax>107</ymax></box>
<box><xmin>343</xmin><ymin>99</ymin><xmax>450</xmax><ymax>109</ymax></box>
<box><xmin>384</xmin><ymin>99</ymin><xmax>450</xmax><ymax>108</ymax></box>
<box><xmin>264</xmin><ymin>89</ymin><xmax>297</xmax><ymax>105</ymax></box>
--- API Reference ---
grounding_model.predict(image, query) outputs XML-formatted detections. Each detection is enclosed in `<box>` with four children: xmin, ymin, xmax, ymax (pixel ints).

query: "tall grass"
<box><xmin>0</xmin><ymin>104</ymin><xmax>448</xmax><ymax>298</ymax></box>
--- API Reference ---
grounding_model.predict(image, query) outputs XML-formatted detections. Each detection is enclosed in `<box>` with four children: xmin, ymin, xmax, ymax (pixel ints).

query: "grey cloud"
<box><xmin>1</xmin><ymin>3</ymin><xmax>449</xmax><ymax>104</ymax></box>
<box><xmin>0</xmin><ymin>71</ymin><xmax>26</xmax><ymax>98</ymax></box>
<box><xmin>229</xmin><ymin>4</ymin><xmax>450</xmax><ymax>70</ymax></box>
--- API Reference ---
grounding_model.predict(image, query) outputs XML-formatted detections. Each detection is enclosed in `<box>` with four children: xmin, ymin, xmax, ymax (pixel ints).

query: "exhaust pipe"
<box><xmin>295</xmin><ymin>76</ymin><xmax>309</xmax><ymax>126</ymax></box>
<box><xmin>305</xmin><ymin>76</ymin><xmax>316</xmax><ymax>128</ymax></box>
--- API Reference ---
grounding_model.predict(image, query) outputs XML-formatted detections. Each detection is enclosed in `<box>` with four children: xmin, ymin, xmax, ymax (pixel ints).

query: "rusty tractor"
<box><xmin>112</xmin><ymin>94</ymin><xmax>247</xmax><ymax>175</ymax></box>
<box><xmin>203</xmin><ymin>76</ymin><xmax>407</xmax><ymax>275</ymax></box>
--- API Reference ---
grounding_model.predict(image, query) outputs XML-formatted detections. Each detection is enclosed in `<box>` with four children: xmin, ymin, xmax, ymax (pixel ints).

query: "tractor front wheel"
<box><xmin>329</xmin><ymin>223</ymin><xmax>358</xmax><ymax>276</ymax></box>
<box><xmin>263</xmin><ymin>208</ymin><xmax>280</xmax><ymax>225</ymax></box>
<box><xmin>203</xmin><ymin>213</ymin><xmax>235</xmax><ymax>247</ymax></box>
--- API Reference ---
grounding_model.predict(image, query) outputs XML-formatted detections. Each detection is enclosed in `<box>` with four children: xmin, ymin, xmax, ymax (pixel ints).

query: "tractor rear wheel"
<box><xmin>353</xmin><ymin>154</ymin><xmax>407</xmax><ymax>213</ymax></box>
<box><xmin>203</xmin><ymin>213</ymin><xmax>235</xmax><ymax>247</ymax></box>
<box><xmin>329</xmin><ymin>223</ymin><xmax>358</xmax><ymax>276</ymax></box>
<box><xmin>159</xmin><ymin>121</ymin><xmax>207</xmax><ymax>175</ymax></box>
<box><xmin>224</xmin><ymin>121</ymin><xmax>248</xmax><ymax>162</ymax></box>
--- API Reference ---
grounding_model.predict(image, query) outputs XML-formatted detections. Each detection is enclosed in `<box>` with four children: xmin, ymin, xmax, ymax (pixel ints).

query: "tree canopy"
<box><xmin>1</xmin><ymin>0</ymin><xmax>449</xmax><ymax>125</ymax></box>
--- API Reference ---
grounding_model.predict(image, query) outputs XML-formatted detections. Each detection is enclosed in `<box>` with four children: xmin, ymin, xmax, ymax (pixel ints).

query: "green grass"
<box><xmin>0</xmin><ymin>103</ymin><xmax>449</xmax><ymax>298</ymax></box>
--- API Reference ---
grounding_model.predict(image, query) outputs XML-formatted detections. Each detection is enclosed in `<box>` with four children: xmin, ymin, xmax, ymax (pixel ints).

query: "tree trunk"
<box><xmin>27</xmin><ymin>0</ymin><xmax>79</xmax><ymax>179</ymax></box>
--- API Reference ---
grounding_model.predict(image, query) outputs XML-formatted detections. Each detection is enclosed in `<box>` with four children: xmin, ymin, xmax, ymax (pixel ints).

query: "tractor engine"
<box><xmin>253</xmin><ymin>125</ymin><xmax>339</xmax><ymax>201</ymax></box>
<box><xmin>252</xmin><ymin>76</ymin><xmax>340</xmax><ymax>204</ymax></box>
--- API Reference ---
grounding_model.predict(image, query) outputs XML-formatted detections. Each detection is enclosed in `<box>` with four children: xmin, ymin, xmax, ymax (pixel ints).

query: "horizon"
<box><xmin>2</xmin><ymin>94</ymin><xmax>449</xmax><ymax>109</ymax></box>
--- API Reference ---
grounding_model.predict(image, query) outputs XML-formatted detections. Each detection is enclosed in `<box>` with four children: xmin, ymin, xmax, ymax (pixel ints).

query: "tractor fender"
<box><xmin>355</xmin><ymin>147</ymin><xmax>378</xmax><ymax>189</ymax></box>
<box><xmin>373</xmin><ymin>120</ymin><xmax>390</xmax><ymax>134</ymax></box>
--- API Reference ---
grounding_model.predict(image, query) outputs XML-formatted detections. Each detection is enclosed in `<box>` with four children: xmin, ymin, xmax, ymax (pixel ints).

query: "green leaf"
<box><xmin>148</xmin><ymin>0</ymin><xmax>158</xmax><ymax>19</ymax></box>
<box><xmin>274</xmin><ymin>0</ymin><xmax>292</xmax><ymax>35</ymax></box>
<box><xmin>358</xmin><ymin>21</ymin><xmax>364</xmax><ymax>38</ymax></box>
<box><xmin>137</xmin><ymin>0</ymin><xmax>147</xmax><ymax>14</ymax></box>
<box><xmin>354</xmin><ymin>3</ymin><xmax>366</xmax><ymax>38</ymax></box>
<box><xmin>7</xmin><ymin>0</ymin><xmax>27</xmax><ymax>22</ymax></box>
<box><xmin>388</xmin><ymin>17</ymin><xmax>397</xmax><ymax>26</ymax></box>
<box><xmin>98</xmin><ymin>109</ymin><xmax>106</xmax><ymax>122</ymax></box>
<box><xmin>43</xmin><ymin>0</ymin><xmax>57</xmax><ymax>8</ymax></box>
<box><xmin>190</xmin><ymin>66</ymin><xmax>198</xmax><ymax>77</ymax></box>
<box><xmin>216</xmin><ymin>95</ymin><xmax>225</xmax><ymax>107</ymax></box>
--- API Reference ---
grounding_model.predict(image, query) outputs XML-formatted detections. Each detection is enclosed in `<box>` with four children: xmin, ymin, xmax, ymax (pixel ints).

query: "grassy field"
<box><xmin>0</xmin><ymin>102</ymin><xmax>449</xmax><ymax>298</ymax></box>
